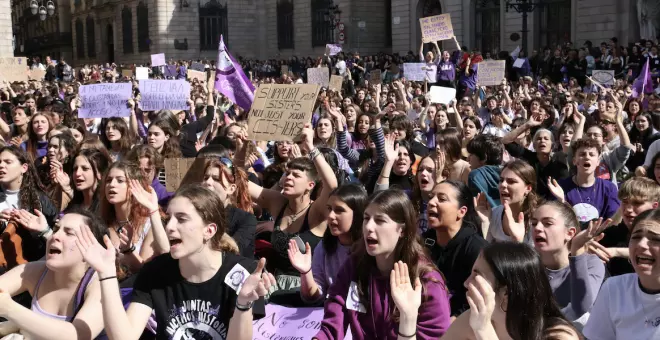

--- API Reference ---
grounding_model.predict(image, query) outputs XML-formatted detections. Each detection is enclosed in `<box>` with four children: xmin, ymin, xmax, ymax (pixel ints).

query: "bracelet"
<box><xmin>397</xmin><ymin>330</ymin><xmax>416</xmax><ymax>338</ymax></box>
<box><xmin>99</xmin><ymin>276</ymin><xmax>117</xmax><ymax>282</ymax></box>
<box><xmin>300</xmin><ymin>267</ymin><xmax>312</xmax><ymax>275</ymax></box>
<box><xmin>121</xmin><ymin>244</ymin><xmax>136</xmax><ymax>254</ymax></box>
<box><xmin>37</xmin><ymin>227</ymin><xmax>52</xmax><ymax>239</ymax></box>
<box><xmin>308</xmin><ymin>148</ymin><xmax>321</xmax><ymax>160</ymax></box>
<box><xmin>149</xmin><ymin>208</ymin><xmax>159</xmax><ymax>215</ymax></box>
<box><xmin>379</xmin><ymin>175</ymin><xmax>390</xmax><ymax>179</ymax></box>
<box><xmin>235</xmin><ymin>300</ymin><xmax>254</xmax><ymax>312</ymax></box>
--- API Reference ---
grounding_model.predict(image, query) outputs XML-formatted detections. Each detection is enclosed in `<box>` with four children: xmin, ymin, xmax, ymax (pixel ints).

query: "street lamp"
<box><xmin>29</xmin><ymin>0</ymin><xmax>38</xmax><ymax>14</ymax></box>
<box><xmin>324</xmin><ymin>3</ymin><xmax>341</xmax><ymax>43</ymax></box>
<box><xmin>29</xmin><ymin>0</ymin><xmax>55</xmax><ymax>20</ymax></box>
<box><xmin>505</xmin><ymin>0</ymin><xmax>543</xmax><ymax>55</ymax></box>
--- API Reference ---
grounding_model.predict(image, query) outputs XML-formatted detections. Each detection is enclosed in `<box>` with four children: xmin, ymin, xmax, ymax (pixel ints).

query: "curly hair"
<box><xmin>0</xmin><ymin>146</ymin><xmax>44</xmax><ymax>212</ymax></box>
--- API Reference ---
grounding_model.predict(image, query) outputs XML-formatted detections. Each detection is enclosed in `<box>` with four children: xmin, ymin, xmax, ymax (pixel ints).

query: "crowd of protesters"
<box><xmin>0</xmin><ymin>34</ymin><xmax>656</xmax><ymax>340</ymax></box>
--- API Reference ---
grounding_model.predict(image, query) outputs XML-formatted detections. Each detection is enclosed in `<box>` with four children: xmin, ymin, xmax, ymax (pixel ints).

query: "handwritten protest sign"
<box><xmin>429</xmin><ymin>86</ymin><xmax>457</xmax><ymax>104</ymax></box>
<box><xmin>139</xmin><ymin>80</ymin><xmax>190</xmax><ymax>111</ymax></box>
<box><xmin>419</xmin><ymin>13</ymin><xmax>454</xmax><ymax>42</ymax></box>
<box><xmin>325</xmin><ymin>44</ymin><xmax>343</xmax><ymax>56</ymax></box>
<box><xmin>329</xmin><ymin>75</ymin><xmax>343</xmax><ymax>91</ymax></box>
<box><xmin>252</xmin><ymin>305</ymin><xmax>353</xmax><ymax>340</ymax></box>
<box><xmin>478</xmin><ymin>61</ymin><xmax>506</xmax><ymax>86</ymax></box>
<box><xmin>281</xmin><ymin>65</ymin><xmax>289</xmax><ymax>75</ymax></box>
<box><xmin>512</xmin><ymin>59</ymin><xmax>525</xmax><ymax>68</ymax></box>
<box><xmin>164</xmin><ymin>158</ymin><xmax>196</xmax><ymax>192</ymax></box>
<box><xmin>307</xmin><ymin>67</ymin><xmax>329</xmax><ymax>87</ymax></box>
<box><xmin>370</xmin><ymin>69</ymin><xmax>382</xmax><ymax>85</ymax></box>
<box><xmin>190</xmin><ymin>62</ymin><xmax>205</xmax><ymax>72</ymax></box>
<box><xmin>135</xmin><ymin>67</ymin><xmax>149</xmax><ymax>80</ymax></box>
<box><xmin>592</xmin><ymin>70</ymin><xmax>615</xmax><ymax>86</ymax></box>
<box><xmin>187</xmin><ymin>70</ymin><xmax>206</xmax><ymax>83</ymax></box>
<box><xmin>78</xmin><ymin>83</ymin><xmax>132</xmax><ymax>118</ymax></box>
<box><xmin>403</xmin><ymin>63</ymin><xmax>427</xmax><ymax>81</ymax></box>
<box><xmin>151</xmin><ymin>53</ymin><xmax>166</xmax><ymax>67</ymax></box>
<box><xmin>247</xmin><ymin>84</ymin><xmax>320</xmax><ymax>142</ymax></box>
<box><xmin>121</xmin><ymin>69</ymin><xmax>133</xmax><ymax>78</ymax></box>
<box><xmin>0</xmin><ymin>57</ymin><xmax>28</xmax><ymax>82</ymax></box>
<box><xmin>28</xmin><ymin>69</ymin><xmax>45</xmax><ymax>80</ymax></box>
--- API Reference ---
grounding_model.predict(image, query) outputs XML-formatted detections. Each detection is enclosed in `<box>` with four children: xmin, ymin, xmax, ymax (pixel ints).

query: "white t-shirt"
<box><xmin>583</xmin><ymin>273</ymin><xmax>660</xmax><ymax>340</ymax></box>
<box><xmin>0</xmin><ymin>190</ymin><xmax>20</xmax><ymax>212</ymax></box>
<box><xmin>335</xmin><ymin>60</ymin><xmax>347</xmax><ymax>77</ymax></box>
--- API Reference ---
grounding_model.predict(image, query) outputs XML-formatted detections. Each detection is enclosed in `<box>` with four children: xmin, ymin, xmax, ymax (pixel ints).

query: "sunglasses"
<box><xmin>220</xmin><ymin>157</ymin><xmax>234</xmax><ymax>170</ymax></box>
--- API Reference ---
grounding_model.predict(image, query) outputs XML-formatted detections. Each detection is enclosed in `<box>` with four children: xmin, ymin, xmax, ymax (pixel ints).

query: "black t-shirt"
<box><xmin>505</xmin><ymin>142</ymin><xmax>569</xmax><ymax>200</ymax></box>
<box><xmin>226</xmin><ymin>206</ymin><xmax>256</xmax><ymax>259</ymax></box>
<box><xmin>599</xmin><ymin>222</ymin><xmax>634</xmax><ymax>277</ymax></box>
<box><xmin>422</xmin><ymin>226</ymin><xmax>488</xmax><ymax>316</ymax></box>
<box><xmin>132</xmin><ymin>252</ymin><xmax>265</xmax><ymax>340</ymax></box>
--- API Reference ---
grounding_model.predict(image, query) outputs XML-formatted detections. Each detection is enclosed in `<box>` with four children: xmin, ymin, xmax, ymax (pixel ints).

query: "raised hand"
<box><xmin>466</xmin><ymin>275</ymin><xmax>496</xmax><ymax>334</ymax></box>
<box><xmin>474</xmin><ymin>193</ymin><xmax>491</xmax><ymax>224</ymax></box>
<box><xmin>390</xmin><ymin>261</ymin><xmax>422</xmax><ymax>319</ymax></box>
<box><xmin>299</xmin><ymin>123</ymin><xmax>315</xmax><ymax>153</ymax></box>
<box><xmin>74</xmin><ymin>224</ymin><xmax>117</xmax><ymax>278</ymax></box>
<box><xmin>547</xmin><ymin>177</ymin><xmax>565</xmax><ymax>203</ymax></box>
<box><xmin>13</xmin><ymin>209</ymin><xmax>48</xmax><ymax>233</ymax></box>
<box><xmin>290</xmin><ymin>143</ymin><xmax>303</xmax><ymax>159</ymax></box>
<box><xmin>287</xmin><ymin>239</ymin><xmax>312</xmax><ymax>274</ymax></box>
<box><xmin>384</xmin><ymin>135</ymin><xmax>399</xmax><ymax>163</ymax></box>
<box><xmin>129</xmin><ymin>179</ymin><xmax>158</xmax><ymax>212</ymax></box>
<box><xmin>571</xmin><ymin>217</ymin><xmax>612</xmax><ymax>256</ymax></box>
<box><xmin>502</xmin><ymin>203</ymin><xmax>526</xmax><ymax>243</ymax></box>
<box><xmin>434</xmin><ymin>151</ymin><xmax>446</xmax><ymax>184</ymax></box>
<box><xmin>237</xmin><ymin>258</ymin><xmax>276</xmax><ymax>305</ymax></box>
<box><xmin>527</xmin><ymin>113</ymin><xmax>544</xmax><ymax>127</ymax></box>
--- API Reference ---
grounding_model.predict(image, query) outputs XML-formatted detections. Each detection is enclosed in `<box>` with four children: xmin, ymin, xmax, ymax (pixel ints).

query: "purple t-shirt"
<box><xmin>459</xmin><ymin>64</ymin><xmax>478</xmax><ymax>89</ymax></box>
<box><xmin>558</xmin><ymin>177</ymin><xmax>620</xmax><ymax>223</ymax></box>
<box><xmin>437</xmin><ymin>60</ymin><xmax>456</xmax><ymax>82</ymax></box>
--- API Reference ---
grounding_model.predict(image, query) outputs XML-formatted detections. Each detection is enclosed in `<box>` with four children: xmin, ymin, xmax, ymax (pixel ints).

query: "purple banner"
<box><xmin>252</xmin><ymin>305</ymin><xmax>353</xmax><ymax>340</ymax></box>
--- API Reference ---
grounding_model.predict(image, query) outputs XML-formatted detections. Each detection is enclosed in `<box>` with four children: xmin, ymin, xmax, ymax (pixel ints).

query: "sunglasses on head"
<box><xmin>220</xmin><ymin>157</ymin><xmax>233</xmax><ymax>170</ymax></box>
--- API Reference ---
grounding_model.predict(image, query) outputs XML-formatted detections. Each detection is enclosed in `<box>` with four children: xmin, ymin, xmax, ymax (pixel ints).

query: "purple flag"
<box><xmin>632</xmin><ymin>57</ymin><xmax>653</xmax><ymax>98</ymax></box>
<box><xmin>214</xmin><ymin>35</ymin><xmax>255</xmax><ymax>111</ymax></box>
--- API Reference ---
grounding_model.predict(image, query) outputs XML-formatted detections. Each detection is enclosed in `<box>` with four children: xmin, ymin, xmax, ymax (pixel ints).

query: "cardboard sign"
<box><xmin>0</xmin><ymin>57</ymin><xmax>28</xmax><ymax>82</ymax></box>
<box><xmin>28</xmin><ymin>69</ymin><xmax>46</xmax><ymax>80</ymax></box>
<box><xmin>253</xmin><ymin>305</ymin><xmax>353</xmax><ymax>340</ymax></box>
<box><xmin>139</xmin><ymin>80</ymin><xmax>190</xmax><ymax>111</ymax></box>
<box><xmin>121</xmin><ymin>69</ymin><xmax>133</xmax><ymax>78</ymax></box>
<box><xmin>190</xmin><ymin>62</ymin><xmax>205</xmax><ymax>72</ymax></box>
<box><xmin>281</xmin><ymin>65</ymin><xmax>289</xmax><ymax>75</ymax></box>
<box><xmin>307</xmin><ymin>67</ymin><xmax>329</xmax><ymax>87</ymax></box>
<box><xmin>325</xmin><ymin>44</ymin><xmax>343</xmax><ymax>56</ymax></box>
<box><xmin>135</xmin><ymin>67</ymin><xmax>149</xmax><ymax>80</ymax></box>
<box><xmin>247</xmin><ymin>84</ymin><xmax>320</xmax><ymax>142</ymax></box>
<box><xmin>419</xmin><ymin>13</ymin><xmax>454</xmax><ymax>42</ymax></box>
<box><xmin>164</xmin><ymin>158</ymin><xmax>196</xmax><ymax>192</ymax></box>
<box><xmin>592</xmin><ymin>70</ymin><xmax>615</xmax><ymax>86</ymax></box>
<box><xmin>187</xmin><ymin>69</ymin><xmax>206</xmax><ymax>83</ymax></box>
<box><xmin>403</xmin><ymin>63</ymin><xmax>427</xmax><ymax>81</ymax></box>
<box><xmin>150</xmin><ymin>53</ymin><xmax>166</xmax><ymax>67</ymax></box>
<box><xmin>369</xmin><ymin>69</ymin><xmax>382</xmax><ymax>85</ymax></box>
<box><xmin>428</xmin><ymin>86</ymin><xmax>456</xmax><ymax>104</ymax></box>
<box><xmin>513</xmin><ymin>59</ymin><xmax>525</xmax><ymax>68</ymax></box>
<box><xmin>329</xmin><ymin>75</ymin><xmax>343</xmax><ymax>91</ymax></box>
<box><xmin>477</xmin><ymin>61</ymin><xmax>506</xmax><ymax>86</ymax></box>
<box><xmin>78</xmin><ymin>83</ymin><xmax>132</xmax><ymax>118</ymax></box>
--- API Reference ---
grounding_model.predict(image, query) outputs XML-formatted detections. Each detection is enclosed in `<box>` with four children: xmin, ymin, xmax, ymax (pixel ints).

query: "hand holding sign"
<box><xmin>237</xmin><ymin>258</ymin><xmax>276</xmax><ymax>306</ymax></box>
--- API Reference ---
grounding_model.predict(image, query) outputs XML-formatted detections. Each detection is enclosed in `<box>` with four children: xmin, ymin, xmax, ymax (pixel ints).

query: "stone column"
<box><xmin>0</xmin><ymin>0</ymin><xmax>13</xmax><ymax>57</ymax></box>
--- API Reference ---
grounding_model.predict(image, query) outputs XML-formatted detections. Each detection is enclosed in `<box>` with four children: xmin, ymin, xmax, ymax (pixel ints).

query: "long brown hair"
<box><xmin>502</xmin><ymin>160</ymin><xmax>539</xmax><ymax>220</ymax></box>
<box><xmin>149</xmin><ymin>117</ymin><xmax>182</xmax><ymax>159</ymax></box>
<box><xmin>352</xmin><ymin>189</ymin><xmax>442</xmax><ymax>320</ymax></box>
<box><xmin>202</xmin><ymin>159</ymin><xmax>253</xmax><ymax>213</ymax></box>
<box><xmin>26</xmin><ymin>113</ymin><xmax>54</xmax><ymax>161</ymax></box>
<box><xmin>173</xmin><ymin>185</ymin><xmax>238</xmax><ymax>254</ymax></box>
<box><xmin>0</xmin><ymin>146</ymin><xmax>44</xmax><ymax>211</ymax></box>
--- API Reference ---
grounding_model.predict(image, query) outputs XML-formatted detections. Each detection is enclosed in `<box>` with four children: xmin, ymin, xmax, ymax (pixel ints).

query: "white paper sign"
<box><xmin>135</xmin><ymin>67</ymin><xmax>149</xmax><ymax>80</ymax></box>
<box><xmin>150</xmin><ymin>53</ymin><xmax>166</xmax><ymax>67</ymax></box>
<box><xmin>307</xmin><ymin>67</ymin><xmax>329</xmax><ymax>87</ymax></box>
<box><xmin>428</xmin><ymin>86</ymin><xmax>457</xmax><ymax>104</ymax></box>
<box><xmin>513</xmin><ymin>59</ymin><xmax>525</xmax><ymax>68</ymax></box>
<box><xmin>591</xmin><ymin>70</ymin><xmax>615</xmax><ymax>86</ymax></box>
<box><xmin>403</xmin><ymin>63</ymin><xmax>427</xmax><ymax>81</ymax></box>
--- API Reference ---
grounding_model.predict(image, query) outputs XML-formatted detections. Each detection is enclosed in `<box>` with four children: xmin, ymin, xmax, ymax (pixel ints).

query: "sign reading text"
<box><xmin>164</xmin><ymin>158</ymin><xmax>197</xmax><ymax>192</ymax></box>
<box><xmin>187</xmin><ymin>70</ymin><xmax>206</xmax><ymax>83</ymax></box>
<box><xmin>592</xmin><ymin>70</ymin><xmax>615</xmax><ymax>86</ymax></box>
<box><xmin>329</xmin><ymin>75</ymin><xmax>343</xmax><ymax>91</ymax></box>
<box><xmin>139</xmin><ymin>80</ymin><xmax>190</xmax><ymax>111</ymax></box>
<box><xmin>247</xmin><ymin>84</ymin><xmax>320</xmax><ymax>142</ymax></box>
<box><xmin>307</xmin><ymin>67</ymin><xmax>329</xmax><ymax>87</ymax></box>
<box><xmin>78</xmin><ymin>83</ymin><xmax>132</xmax><ymax>118</ymax></box>
<box><xmin>151</xmin><ymin>53</ymin><xmax>166</xmax><ymax>67</ymax></box>
<box><xmin>0</xmin><ymin>58</ymin><xmax>28</xmax><ymax>82</ymax></box>
<box><xmin>419</xmin><ymin>14</ymin><xmax>454</xmax><ymax>42</ymax></box>
<box><xmin>478</xmin><ymin>61</ymin><xmax>506</xmax><ymax>86</ymax></box>
<box><xmin>252</xmin><ymin>305</ymin><xmax>353</xmax><ymax>340</ymax></box>
<box><xmin>403</xmin><ymin>63</ymin><xmax>427</xmax><ymax>81</ymax></box>
<box><xmin>370</xmin><ymin>69</ymin><xmax>382</xmax><ymax>85</ymax></box>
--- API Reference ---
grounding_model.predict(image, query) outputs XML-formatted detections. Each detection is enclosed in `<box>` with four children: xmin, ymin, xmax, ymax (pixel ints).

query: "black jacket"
<box><xmin>226</xmin><ymin>205</ymin><xmax>256</xmax><ymax>259</ymax></box>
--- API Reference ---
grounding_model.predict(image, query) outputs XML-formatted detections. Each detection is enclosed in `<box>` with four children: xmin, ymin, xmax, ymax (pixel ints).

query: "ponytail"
<box><xmin>232</xmin><ymin>167</ymin><xmax>253</xmax><ymax>213</ymax></box>
<box><xmin>215</xmin><ymin>233</ymin><xmax>239</xmax><ymax>254</ymax></box>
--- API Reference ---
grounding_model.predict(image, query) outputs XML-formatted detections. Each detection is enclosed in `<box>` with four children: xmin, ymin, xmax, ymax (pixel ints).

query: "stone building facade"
<box><xmin>3</xmin><ymin>0</ymin><xmax>657</xmax><ymax>63</ymax></box>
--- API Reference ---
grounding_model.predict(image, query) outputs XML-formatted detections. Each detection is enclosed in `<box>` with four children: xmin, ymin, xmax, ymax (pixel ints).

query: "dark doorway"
<box><xmin>107</xmin><ymin>24</ymin><xmax>114</xmax><ymax>63</ymax></box>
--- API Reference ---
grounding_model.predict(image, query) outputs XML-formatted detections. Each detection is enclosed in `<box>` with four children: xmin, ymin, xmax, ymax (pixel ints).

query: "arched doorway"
<box><xmin>107</xmin><ymin>24</ymin><xmax>114</xmax><ymax>63</ymax></box>
<box><xmin>416</xmin><ymin>0</ymin><xmax>442</xmax><ymax>53</ymax></box>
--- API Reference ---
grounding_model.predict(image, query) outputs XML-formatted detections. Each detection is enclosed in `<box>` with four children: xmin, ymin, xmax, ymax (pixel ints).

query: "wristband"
<box><xmin>99</xmin><ymin>276</ymin><xmax>117</xmax><ymax>282</ymax></box>
<box><xmin>149</xmin><ymin>209</ymin><xmax>159</xmax><ymax>215</ymax></box>
<box><xmin>308</xmin><ymin>148</ymin><xmax>321</xmax><ymax>160</ymax></box>
<box><xmin>300</xmin><ymin>267</ymin><xmax>312</xmax><ymax>275</ymax></box>
<box><xmin>37</xmin><ymin>227</ymin><xmax>52</xmax><ymax>239</ymax></box>
<box><xmin>397</xmin><ymin>330</ymin><xmax>416</xmax><ymax>338</ymax></box>
<box><xmin>121</xmin><ymin>244</ymin><xmax>136</xmax><ymax>254</ymax></box>
<box><xmin>235</xmin><ymin>300</ymin><xmax>254</xmax><ymax>311</ymax></box>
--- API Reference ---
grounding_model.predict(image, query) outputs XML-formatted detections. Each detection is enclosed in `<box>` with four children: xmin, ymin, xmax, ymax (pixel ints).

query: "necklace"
<box><xmin>573</xmin><ymin>176</ymin><xmax>596</xmax><ymax>203</ymax></box>
<box><xmin>286</xmin><ymin>202</ymin><xmax>312</xmax><ymax>225</ymax></box>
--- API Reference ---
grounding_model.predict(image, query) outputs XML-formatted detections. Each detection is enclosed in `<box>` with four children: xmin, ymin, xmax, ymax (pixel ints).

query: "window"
<box><xmin>75</xmin><ymin>19</ymin><xmax>84</xmax><ymax>59</ymax></box>
<box><xmin>385</xmin><ymin>0</ymin><xmax>392</xmax><ymax>47</ymax></box>
<box><xmin>311</xmin><ymin>0</ymin><xmax>331</xmax><ymax>47</ymax></box>
<box><xmin>536</xmin><ymin>0</ymin><xmax>571</xmax><ymax>50</ymax></box>
<box><xmin>474</xmin><ymin>0</ymin><xmax>500</xmax><ymax>55</ymax></box>
<box><xmin>137</xmin><ymin>2</ymin><xmax>150</xmax><ymax>52</ymax></box>
<box><xmin>86</xmin><ymin>16</ymin><xmax>96</xmax><ymax>57</ymax></box>
<box><xmin>199</xmin><ymin>0</ymin><xmax>228</xmax><ymax>51</ymax></box>
<box><xmin>122</xmin><ymin>7</ymin><xmax>133</xmax><ymax>54</ymax></box>
<box><xmin>277</xmin><ymin>0</ymin><xmax>294</xmax><ymax>49</ymax></box>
